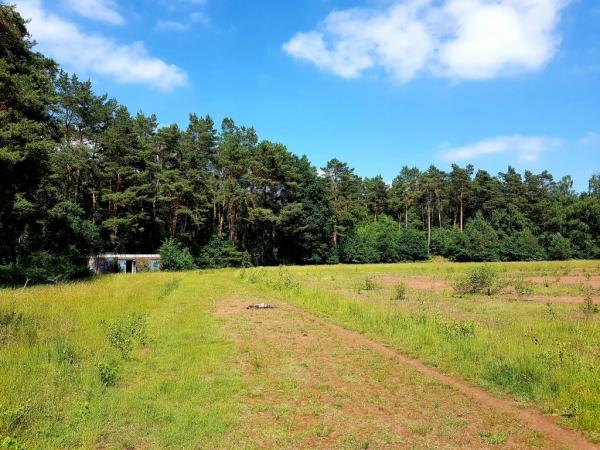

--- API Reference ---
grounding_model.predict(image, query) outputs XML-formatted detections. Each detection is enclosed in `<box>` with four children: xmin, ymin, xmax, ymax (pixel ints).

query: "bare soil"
<box><xmin>215</xmin><ymin>297</ymin><xmax>596</xmax><ymax>449</ymax></box>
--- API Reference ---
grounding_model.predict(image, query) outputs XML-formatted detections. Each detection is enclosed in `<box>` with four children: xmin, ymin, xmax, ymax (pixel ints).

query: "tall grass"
<box><xmin>0</xmin><ymin>273</ymin><xmax>242</xmax><ymax>448</ymax></box>
<box><xmin>241</xmin><ymin>265</ymin><xmax>600</xmax><ymax>442</ymax></box>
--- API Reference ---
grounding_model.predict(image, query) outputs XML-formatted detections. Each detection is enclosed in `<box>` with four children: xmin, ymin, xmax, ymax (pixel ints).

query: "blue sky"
<box><xmin>14</xmin><ymin>0</ymin><xmax>600</xmax><ymax>191</ymax></box>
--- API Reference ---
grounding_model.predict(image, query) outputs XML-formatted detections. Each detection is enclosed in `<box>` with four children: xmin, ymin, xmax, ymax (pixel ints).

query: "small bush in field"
<box><xmin>100</xmin><ymin>313</ymin><xmax>148</xmax><ymax>359</ymax></box>
<box><xmin>391</xmin><ymin>282</ymin><xmax>407</xmax><ymax>300</ymax></box>
<box><xmin>454</xmin><ymin>265</ymin><xmax>499</xmax><ymax>296</ymax></box>
<box><xmin>96</xmin><ymin>361</ymin><xmax>118</xmax><ymax>386</ymax></box>
<box><xmin>1</xmin><ymin>436</ymin><xmax>25</xmax><ymax>450</ymax></box>
<box><xmin>363</xmin><ymin>276</ymin><xmax>378</xmax><ymax>291</ymax></box>
<box><xmin>513</xmin><ymin>278</ymin><xmax>533</xmax><ymax>297</ymax></box>
<box><xmin>581</xmin><ymin>295</ymin><xmax>599</xmax><ymax>316</ymax></box>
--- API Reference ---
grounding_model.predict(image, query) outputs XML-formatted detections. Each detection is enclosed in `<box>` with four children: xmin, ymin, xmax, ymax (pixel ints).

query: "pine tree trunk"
<box><xmin>427</xmin><ymin>205</ymin><xmax>431</xmax><ymax>252</ymax></box>
<box><xmin>460</xmin><ymin>192</ymin><xmax>464</xmax><ymax>232</ymax></box>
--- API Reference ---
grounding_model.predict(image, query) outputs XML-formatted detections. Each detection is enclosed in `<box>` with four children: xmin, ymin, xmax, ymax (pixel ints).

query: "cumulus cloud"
<box><xmin>284</xmin><ymin>0</ymin><xmax>568</xmax><ymax>82</ymax></box>
<box><xmin>15</xmin><ymin>0</ymin><xmax>187</xmax><ymax>91</ymax></box>
<box><xmin>439</xmin><ymin>135</ymin><xmax>562</xmax><ymax>163</ymax></box>
<box><xmin>64</xmin><ymin>0</ymin><xmax>124</xmax><ymax>25</ymax></box>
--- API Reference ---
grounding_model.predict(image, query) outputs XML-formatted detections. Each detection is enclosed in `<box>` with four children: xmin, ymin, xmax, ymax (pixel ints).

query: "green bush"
<box><xmin>159</xmin><ymin>239</ymin><xmax>195</xmax><ymax>271</ymax></box>
<box><xmin>500</xmin><ymin>229</ymin><xmax>545</xmax><ymax>261</ymax></box>
<box><xmin>100</xmin><ymin>313</ymin><xmax>148</xmax><ymax>359</ymax></box>
<box><xmin>454</xmin><ymin>214</ymin><xmax>500</xmax><ymax>262</ymax></box>
<box><xmin>340</xmin><ymin>216</ymin><xmax>427</xmax><ymax>263</ymax></box>
<box><xmin>545</xmin><ymin>233</ymin><xmax>574</xmax><ymax>260</ymax></box>
<box><xmin>454</xmin><ymin>265</ymin><xmax>499</xmax><ymax>296</ymax></box>
<box><xmin>391</xmin><ymin>282</ymin><xmax>407</xmax><ymax>300</ymax></box>
<box><xmin>430</xmin><ymin>227</ymin><xmax>464</xmax><ymax>259</ymax></box>
<box><xmin>196</xmin><ymin>235</ymin><xmax>252</xmax><ymax>268</ymax></box>
<box><xmin>96</xmin><ymin>361</ymin><xmax>118</xmax><ymax>387</ymax></box>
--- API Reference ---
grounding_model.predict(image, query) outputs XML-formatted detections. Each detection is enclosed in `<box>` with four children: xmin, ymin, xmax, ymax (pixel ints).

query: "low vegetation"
<box><xmin>1</xmin><ymin>259</ymin><xmax>599</xmax><ymax>446</ymax></box>
<box><xmin>242</xmin><ymin>261</ymin><xmax>600</xmax><ymax>442</ymax></box>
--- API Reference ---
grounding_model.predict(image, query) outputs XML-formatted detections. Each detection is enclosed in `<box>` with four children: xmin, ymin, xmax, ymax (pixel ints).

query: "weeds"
<box><xmin>391</xmin><ymin>282</ymin><xmax>407</xmax><ymax>300</ymax></box>
<box><xmin>453</xmin><ymin>265</ymin><xmax>499</xmax><ymax>296</ymax></box>
<box><xmin>357</xmin><ymin>276</ymin><xmax>379</xmax><ymax>294</ymax></box>
<box><xmin>479</xmin><ymin>430</ymin><xmax>509</xmax><ymax>445</ymax></box>
<box><xmin>100</xmin><ymin>313</ymin><xmax>148</xmax><ymax>359</ymax></box>
<box><xmin>48</xmin><ymin>337</ymin><xmax>78</xmax><ymax>365</ymax></box>
<box><xmin>581</xmin><ymin>295</ymin><xmax>598</xmax><ymax>316</ymax></box>
<box><xmin>158</xmin><ymin>278</ymin><xmax>180</xmax><ymax>300</ymax></box>
<box><xmin>513</xmin><ymin>278</ymin><xmax>533</xmax><ymax>297</ymax></box>
<box><xmin>0</xmin><ymin>436</ymin><xmax>25</xmax><ymax>450</ymax></box>
<box><xmin>96</xmin><ymin>361</ymin><xmax>118</xmax><ymax>386</ymax></box>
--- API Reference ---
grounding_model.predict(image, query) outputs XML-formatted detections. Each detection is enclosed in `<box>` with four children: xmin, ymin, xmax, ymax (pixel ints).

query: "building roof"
<box><xmin>93</xmin><ymin>254</ymin><xmax>161</xmax><ymax>259</ymax></box>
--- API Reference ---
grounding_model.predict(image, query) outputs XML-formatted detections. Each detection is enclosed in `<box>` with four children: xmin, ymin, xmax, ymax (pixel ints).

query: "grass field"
<box><xmin>1</xmin><ymin>261</ymin><xmax>599</xmax><ymax>448</ymax></box>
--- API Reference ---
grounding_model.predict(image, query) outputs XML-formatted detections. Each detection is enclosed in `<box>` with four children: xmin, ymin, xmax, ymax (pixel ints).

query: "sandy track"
<box><xmin>216</xmin><ymin>297</ymin><xmax>596</xmax><ymax>449</ymax></box>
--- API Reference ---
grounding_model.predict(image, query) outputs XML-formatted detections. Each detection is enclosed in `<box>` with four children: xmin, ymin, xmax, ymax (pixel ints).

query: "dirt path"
<box><xmin>216</xmin><ymin>297</ymin><xmax>596</xmax><ymax>449</ymax></box>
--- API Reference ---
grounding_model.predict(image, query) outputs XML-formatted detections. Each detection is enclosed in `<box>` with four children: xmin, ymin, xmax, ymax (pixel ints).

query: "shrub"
<box><xmin>454</xmin><ymin>265</ymin><xmax>499</xmax><ymax>296</ymax></box>
<box><xmin>391</xmin><ymin>282</ymin><xmax>407</xmax><ymax>300</ymax></box>
<box><xmin>512</xmin><ymin>278</ymin><xmax>534</xmax><ymax>297</ymax></box>
<box><xmin>196</xmin><ymin>235</ymin><xmax>252</xmax><ymax>268</ymax></box>
<box><xmin>581</xmin><ymin>295</ymin><xmax>599</xmax><ymax>316</ymax></box>
<box><xmin>159</xmin><ymin>239</ymin><xmax>195</xmax><ymax>271</ymax></box>
<box><xmin>100</xmin><ymin>313</ymin><xmax>148</xmax><ymax>359</ymax></box>
<box><xmin>430</xmin><ymin>227</ymin><xmax>464</xmax><ymax>259</ymax></box>
<box><xmin>357</xmin><ymin>275</ymin><xmax>379</xmax><ymax>293</ymax></box>
<box><xmin>96</xmin><ymin>361</ymin><xmax>118</xmax><ymax>387</ymax></box>
<box><xmin>456</xmin><ymin>214</ymin><xmax>500</xmax><ymax>262</ymax></box>
<box><xmin>1</xmin><ymin>436</ymin><xmax>25</xmax><ymax>450</ymax></box>
<box><xmin>545</xmin><ymin>233</ymin><xmax>574</xmax><ymax>260</ymax></box>
<box><xmin>340</xmin><ymin>216</ymin><xmax>427</xmax><ymax>263</ymax></box>
<box><xmin>499</xmin><ymin>229</ymin><xmax>545</xmax><ymax>261</ymax></box>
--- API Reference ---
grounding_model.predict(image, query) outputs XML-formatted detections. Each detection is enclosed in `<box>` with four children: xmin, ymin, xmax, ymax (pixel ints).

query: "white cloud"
<box><xmin>579</xmin><ymin>132</ymin><xmax>600</xmax><ymax>146</ymax></box>
<box><xmin>15</xmin><ymin>0</ymin><xmax>187</xmax><ymax>91</ymax></box>
<box><xmin>284</xmin><ymin>0</ymin><xmax>568</xmax><ymax>83</ymax></box>
<box><xmin>64</xmin><ymin>0</ymin><xmax>124</xmax><ymax>25</ymax></box>
<box><xmin>155</xmin><ymin>20</ymin><xmax>190</xmax><ymax>31</ymax></box>
<box><xmin>439</xmin><ymin>135</ymin><xmax>562</xmax><ymax>163</ymax></box>
<box><xmin>155</xmin><ymin>11</ymin><xmax>210</xmax><ymax>32</ymax></box>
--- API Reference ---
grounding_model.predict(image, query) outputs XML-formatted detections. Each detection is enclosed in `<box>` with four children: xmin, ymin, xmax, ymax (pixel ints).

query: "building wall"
<box><xmin>89</xmin><ymin>256</ymin><xmax>161</xmax><ymax>274</ymax></box>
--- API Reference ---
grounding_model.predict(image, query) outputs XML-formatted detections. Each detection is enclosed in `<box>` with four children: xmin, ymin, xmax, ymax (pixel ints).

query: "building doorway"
<box><xmin>125</xmin><ymin>259</ymin><xmax>136</xmax><ymax>273</ymax></box>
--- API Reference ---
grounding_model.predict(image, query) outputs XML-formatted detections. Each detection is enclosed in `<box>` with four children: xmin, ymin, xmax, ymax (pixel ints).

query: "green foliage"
<box><xmin>581</xmin><ymin>295</ymin><xmax>599</xmax><ymax>316</ymax></box>
<box><xmin>454</xmin><ymin>265</ymin><xmax>499</xmax><ymax>295</ymax></box>
<box><xmin>500</xmin><ymin>229</ymin><xmax>545</xmax><ymax>261</ymax></box>
<box><xmin>391</xmin><ymin>282</ymin><xmax>407</xmax><ymax>300</ymax></box>
<box><xmin>341</xmin><ymin>216</ymin><xmax>427</xmax><ymax>263</ymax></box>
<box><xmin>196</xmin><ymin>235</ymin><xmax>252</xmax><ymax>268</ymax></box>
<box><xmin>0</xmin><ymin>3</ymin><xmax>597</xmax><ymax>283</ymax></box>
<box><xmin>100</xmin><ymin>313</ymin><xmax>148</xmax><ymax>359</ymax></box>
<box><xmin>95</xmin><ymin>361</ymin><xmax>118</xmax><ymax>387</ymax></box>
<box><xmin>429</xmin><ymin>227</ymin><xmax>464</xmax><ymax>259</ymax></box>
<box><xmin>159</xmin><ymin>239</ymin><xmax>196</xmax><ymax>271</ymax></box>
<box><xmin>0</xmin><ymin>436</ymin><xmax>24</xmax><ymax>450</ymax></box>
<box><xmin>453</xmin><ymin>214</ymin><xmax>500</xmax><ymax>262</ymax></box>
<box><xmin>546</xmin><ymin>233</ymin><xmax>574</xmax><ymax>260</ymax></box>
<box><xmin>158</xmin><ymin>278</ymin><xmax>181</xmax><ymax>300</ymax></box>
<box><xmin>361</xmin><ymin>276</ymin><xmax>378</xmax><ymax>292</ymax></box>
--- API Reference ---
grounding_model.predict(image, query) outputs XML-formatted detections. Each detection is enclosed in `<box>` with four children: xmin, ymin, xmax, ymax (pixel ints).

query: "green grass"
<box><xmin>1</xmin><ymin>260</ymin><xmax>599</xmax><ymax>447</ymax></box>
<box><xmin>0</xmin><ymin>273</ymin><xmax>242</xmax><ymax>449</ymax></box>
<box><xmin>240</xmin><ymin>262</ymin><xmax>600</xmax><ymax>442</ymax></box>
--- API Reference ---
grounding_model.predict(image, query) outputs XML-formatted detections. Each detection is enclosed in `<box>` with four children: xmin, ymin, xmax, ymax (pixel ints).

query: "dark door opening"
<box><xmin>126</xmin><ymin>260</ymin><xmax>134</xmax><ymax>273</ymax></box>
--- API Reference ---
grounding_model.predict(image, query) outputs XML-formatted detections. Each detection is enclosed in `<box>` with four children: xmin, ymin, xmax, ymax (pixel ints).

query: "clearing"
<box><xmin>1</xmin><ymin>260</ymin><xmax>599</xmax><ymax>448</ymax></box>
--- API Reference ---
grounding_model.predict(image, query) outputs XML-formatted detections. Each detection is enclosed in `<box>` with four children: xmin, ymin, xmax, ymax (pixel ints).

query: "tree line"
<box><xmin>1</xmin><ymin>4</ymin><xmax>599</xmax><ymax>283</ymax></box>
